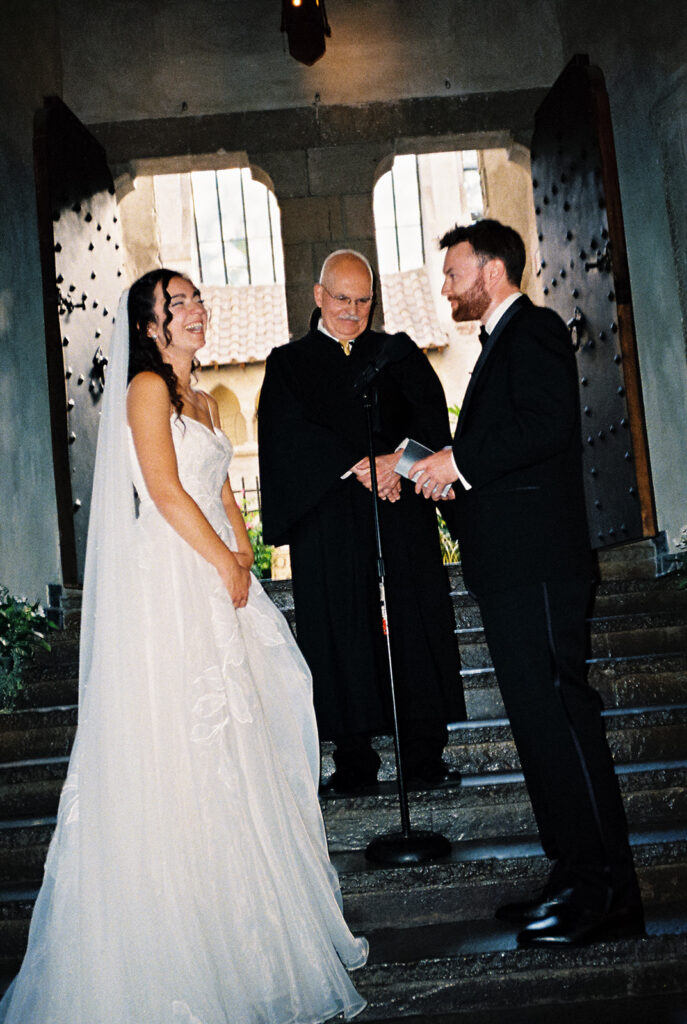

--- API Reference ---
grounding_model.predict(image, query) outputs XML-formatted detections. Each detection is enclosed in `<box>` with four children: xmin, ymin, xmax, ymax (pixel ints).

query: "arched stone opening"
<box><xmin>209</xmin><ymin>384</ymin><xmax>247</xmax><ymax>446</ymax></box>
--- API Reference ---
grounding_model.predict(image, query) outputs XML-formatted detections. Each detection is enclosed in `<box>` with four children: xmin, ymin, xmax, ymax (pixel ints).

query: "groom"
<box><xmin>410</xmin><ymin>219</ymin><xmax>643</xmax><ymax>946</ymax></box>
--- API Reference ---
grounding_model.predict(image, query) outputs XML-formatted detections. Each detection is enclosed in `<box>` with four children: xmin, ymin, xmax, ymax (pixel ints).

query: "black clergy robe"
<box><xmin>258</xmin><ymin>324</ymin><xmax>465</xmax><ymax>746</ymax></box>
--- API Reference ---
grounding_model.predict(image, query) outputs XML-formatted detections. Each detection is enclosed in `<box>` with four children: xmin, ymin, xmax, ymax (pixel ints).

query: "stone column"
<box><xmin>255</xmin><ymin>142</ymin><xmax>386</xmax><ymax>339</ymax></box>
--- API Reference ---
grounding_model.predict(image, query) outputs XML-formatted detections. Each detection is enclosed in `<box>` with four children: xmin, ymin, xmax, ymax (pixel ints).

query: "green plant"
<box><xmin>242</xmin><ymin>510</ymin><xmax>274</xmax><ymax>579</ymax></box>
<box><xmin>447</xmin><ymin>403</ymin><xmax>461</xmax><ymax>433</ymax></box>
<box><xmin>0</xmin><ymin>588</ymin><xmax>55</xmax><ymax>710</ymax></box>
<box><xmin>436</xmin><ymin>510</ymin><xmax>460</xmax><ymax>565</ymax></box>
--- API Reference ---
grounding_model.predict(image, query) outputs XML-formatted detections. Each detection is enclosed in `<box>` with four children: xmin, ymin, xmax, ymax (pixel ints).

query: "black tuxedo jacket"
<box><xmin>448</xmin><ymin>295</ymin><xmax>594</xmax><ymax>595</ymax></box>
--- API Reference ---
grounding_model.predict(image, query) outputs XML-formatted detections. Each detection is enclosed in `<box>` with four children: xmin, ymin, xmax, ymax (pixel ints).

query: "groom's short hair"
<box><xmin>439</xmin><ymin>219</ymin><xmax>526</xmax><ymax>287</ymax></box>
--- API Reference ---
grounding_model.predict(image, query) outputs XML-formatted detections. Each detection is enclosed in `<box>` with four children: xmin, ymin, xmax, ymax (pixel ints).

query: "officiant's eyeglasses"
<box><xmin>321</xmin><ymin>285</ymin><xmax>372</xmax><ymax>310</ymax></box>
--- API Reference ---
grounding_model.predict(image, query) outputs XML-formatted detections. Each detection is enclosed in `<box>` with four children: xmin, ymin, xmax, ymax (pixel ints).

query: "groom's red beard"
<box><xmin>448</xmin><ymin>273</ymin><xmax>490</xmax><ymax>323</ymax></box>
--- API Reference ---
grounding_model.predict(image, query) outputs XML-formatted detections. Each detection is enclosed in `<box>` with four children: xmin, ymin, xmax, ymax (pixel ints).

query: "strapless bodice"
<box><xmin>128</xmin><ymin>415</ymin><xmax>234</xmax><ymax>533</ymax></box>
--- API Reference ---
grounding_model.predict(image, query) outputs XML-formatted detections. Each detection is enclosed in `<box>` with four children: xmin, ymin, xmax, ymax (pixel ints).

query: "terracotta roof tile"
<box><xmin>380</xmin><ymin>267</ymin><xmax>449</xmax><ymax>350</ymax></box>
<box><xmin>198</xmin><ymin>284</ymin><xmax>289</xmax><ymax>366</ymax></box>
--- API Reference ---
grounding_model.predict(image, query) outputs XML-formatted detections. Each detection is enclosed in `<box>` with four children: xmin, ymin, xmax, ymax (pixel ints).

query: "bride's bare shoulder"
<box><xmin>127</xmin><ymin>372</ymin><xmax>172</xmax><ymax>423</ymax></box>
<box><xmin>127</xmin><ymin>371</ymin><xmax>169</xmax><ymax>397</ymax></box>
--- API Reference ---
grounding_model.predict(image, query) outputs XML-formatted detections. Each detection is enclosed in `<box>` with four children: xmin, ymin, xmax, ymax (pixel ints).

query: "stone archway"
<box><xmin>210</xmin><ymin>384</ymin><xmax>247</xmax><ymax>445</ymax></box>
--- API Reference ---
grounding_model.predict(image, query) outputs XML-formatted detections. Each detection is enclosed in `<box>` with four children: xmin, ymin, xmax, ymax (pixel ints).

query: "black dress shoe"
<box><xmin>405</xmin><ymin>760</ymin><xmax>455</xmax><ymax>789</ymax></box>
<box><xmin>319</xmin><ymin>769</ymin><xmax>377</xmax><ymax>794</ymax></box>
<box><xmin>495</xmin><ymin>887</ymin><xmax>575</xmax><ymax>924</ymax></box>
<box><xmin>516</xmin><ymin>900</ymin><xmax>645</xmax><ymax>947</ymax></box>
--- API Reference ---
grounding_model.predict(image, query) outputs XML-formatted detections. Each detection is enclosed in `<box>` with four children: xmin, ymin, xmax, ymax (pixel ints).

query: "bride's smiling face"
<box><xmin>149</xmin><ymin>276</ymin><xmax>207</xmax><ymax>356</ymax></box>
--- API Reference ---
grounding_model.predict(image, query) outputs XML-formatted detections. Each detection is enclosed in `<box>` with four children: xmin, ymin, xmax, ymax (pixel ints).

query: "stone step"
<box><xmin>0</xmin><ymin>824</ymin><xmax>683</xmax><ymax>975</ymax></box>
<box><xmin>592</xmin><ymin>580</ymin><xmax>687</xmax><ymax>616</ymax></box>
<box><xmin>0</xmin><ymin>756</ymin><xmax>70</xmax><ymax>818</ymax></box>
<box><xmin>332</xmin><ymin>825</ymin><xmax>687</xmax><ymax>932</ymax></box>
<box><xmin>360</xmin><ymin>992</ymin><xmax>687</xmax><ymax>1024</ymax></box>
<box><xmin>39</xmin><ymin>538</ymin><xmax>670</xmax><ymax>637</ymax></box>
<box><xmin>354</xmin><ymin>914</ymin><xmax>687</xmax><ymax>1020</ymax></box>
<box><xmin>0</xmin><ymin>865</ymin><xmax>684</xmax><ymax>1018</ymax></box>
<box><xmin>450</xmin><ymin>565</ymin><xmax>685</xmax><ymax>599</ymax></box>
<box><xmin>359</xmin><ymin>706</ymin><xmax>687</xmax><ymax>776</ymax></box>
<box><xmin>17</xmin><ymin>676</ymin><xmax>78</xmax><ymax>709</ymax></box>
<box><xmin>0</xmin><ymin>704</ymin><xmax>684</xmax><ymax>812</ymax></box>
<box><xmin>463</xmin><ymin>652</ymin><xmax>687</xmax><ymax>718</ymax></box>
<box><xmin>18</xmin><ymin>589</ymin><xmax>687</xmax><ymax>715</ymax></box>
<box><xmin>266</xmin><ymin>562</ymin><xmax>685</xmax><ymax>624</ymax></box>
<box><xmin>319</xmin><ymin>760</ymin><xmax>687</xmax><ymax>852</ymax></box>
<box><xmin>457</xmin><ymin>618</ymin><xmax>687</xmax><ymax>670</ymax></box>
<box><xmin>24</xmin><ymin>632</ymin><xmax>80</xmax><ymax>679</ymax></box>
<box><xmin>35</xmin><ymin>572</ymin><xmax>686</xmax><ymax>647</ymax></box>
<box><xmin>266</xmin><ymin>589</ymin><xmax>687</xmax><ymax>643</ymax></box>
<box><xmin>17</xmin><ymin>560</ymin><xmax>685</xmax><ymax>716</ymax></box>
<box><xmin>0</xmin><ymin>707</ymin><xmax>77</xmax><ymax>762</ymax></box>
<box><xmin>451</xmin><ymin>586</ymin><xmax>687</xmax><ymax>630</ymax></box>
<box><xmin>0</xmin><ymin>762</ymin><xmax>683</xmax><ymax>883</ymax></box>
<box><xmin>594</xmin><ymin>537</ymin><xmax>667</xmax><ymax>580</ymax></box>
<box><xmin>0</xmin><ymin>918</ymin><xmax>684</xmax><ymax>1024</ymax></box>
<box><xmin>37</xmin><ymin>541</ymin><xmax>676</xmax><ymax>655</ymax></box>
<box><xmin>0</xmin><ymin>817</ymin><xmax>56</xmax><ymax>886</ymax></box>
<box><xmin>20</xmin><ymin>649</ymin><xmax>687</xmax><ymax>723</ymax></box>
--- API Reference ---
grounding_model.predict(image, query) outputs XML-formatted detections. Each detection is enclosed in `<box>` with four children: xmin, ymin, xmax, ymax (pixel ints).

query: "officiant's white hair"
<box><xmin>318</xmin><ymin>250</ymin><xmax>373</xmax><ymax>287</ymax></box>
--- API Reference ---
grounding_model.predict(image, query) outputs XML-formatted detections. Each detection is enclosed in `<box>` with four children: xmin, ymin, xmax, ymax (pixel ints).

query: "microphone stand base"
<box><xmin>365</xmin><ymin>830</ymin><xmax>451</xmax><ymax>865</ymax></box>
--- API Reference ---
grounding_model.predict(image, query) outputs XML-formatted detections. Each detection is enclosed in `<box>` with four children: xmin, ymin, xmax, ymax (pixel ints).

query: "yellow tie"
<box><xmin>338</xmin><ymin>339</ymin><xmax>351</xmax><ymax>356</ymax></box>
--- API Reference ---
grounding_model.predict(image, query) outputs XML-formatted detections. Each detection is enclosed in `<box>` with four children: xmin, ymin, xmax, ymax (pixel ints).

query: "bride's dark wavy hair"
<box><xmin>127</xmin><ymin>268</ymin><xmax>193</xmax><ymax>419</ymax></box>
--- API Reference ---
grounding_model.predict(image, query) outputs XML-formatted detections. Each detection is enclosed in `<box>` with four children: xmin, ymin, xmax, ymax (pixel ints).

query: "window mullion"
<box><xmin>239</xmin><ymin>171</ymin><xmax>252</xmax><ymax>285</ymax></box>
<box><xmin>215</xmin><ymin>172</ymin><xmax>230</xmax><ymax>285</ymax></box>
<box><xmin>390</xmin><ymin>166</ymin><xmax>401</xmax><ymax>273</ymax></box>
<box><xmin>266</xmin><ymin>193</ymin><xmax>277</xmax><ymax>284</ymax></box>
<box><xmin>190</xmin><ymin>175</ymin><xmax>204</xmax><ymax>281</ymax></box>
<box><xmin>414</xmin><ymin>155</ymin><xmax>425</xmax><ymax>265</ymax></box>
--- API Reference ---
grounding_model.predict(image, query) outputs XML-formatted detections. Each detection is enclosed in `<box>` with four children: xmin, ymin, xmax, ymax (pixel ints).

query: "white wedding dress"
<box><xmin>0</xmin><ymin>414</ymin><xmax>368</xmax><ymax>1024</ymax></box>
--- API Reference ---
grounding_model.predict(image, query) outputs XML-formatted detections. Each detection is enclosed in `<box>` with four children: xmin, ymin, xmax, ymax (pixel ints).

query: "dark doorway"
<box><xmin>34</xmin><ymin>97</ymin><xmax>124</xmax><ymax>583</ymax></box>
<box><xmin>531</xmin><ymin>55</ymin><xmax>657</xmax><ymax>549</ymax></box>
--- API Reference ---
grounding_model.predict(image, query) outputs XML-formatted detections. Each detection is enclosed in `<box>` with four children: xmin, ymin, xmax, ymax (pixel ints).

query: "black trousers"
<box><xmin>477</xmin><ymin>578</ymin><xmax>639</xmax><ymax>909</ymax></box>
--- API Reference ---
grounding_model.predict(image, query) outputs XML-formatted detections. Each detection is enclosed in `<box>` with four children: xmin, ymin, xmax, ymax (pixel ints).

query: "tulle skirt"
<box><xmin>0</xmin><ymin>507</ymin><xmax>367</xmax><ymax>1023</ymax></box>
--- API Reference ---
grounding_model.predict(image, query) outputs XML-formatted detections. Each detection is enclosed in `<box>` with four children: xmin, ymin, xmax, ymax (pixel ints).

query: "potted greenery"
<box><xmin>244</xmin><ymin>512</ymin><xmax>274</xmax><ymax>579</ymax></box>
<box><xmin>0</xmin><ymin>587</ymin><xmax>55</xmax><ymax>710</ymax></box>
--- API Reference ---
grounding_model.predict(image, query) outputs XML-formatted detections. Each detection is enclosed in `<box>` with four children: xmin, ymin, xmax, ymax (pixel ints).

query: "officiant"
<box><xmin>258</xmin><ymin>249</ymin><xmax>464</xmax><ymax>792</ymax></box>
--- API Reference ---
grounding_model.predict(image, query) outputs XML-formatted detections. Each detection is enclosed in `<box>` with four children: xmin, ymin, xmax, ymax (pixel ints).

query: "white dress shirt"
<box><xmin>450</xmin><ymin>292</ymin><xmax>522</xmax><ymax>490</ymax></box>
<box><xmin>317</xmin><ymin>318</ymin><xmax>357</xmax><ymax>349</ymax></box>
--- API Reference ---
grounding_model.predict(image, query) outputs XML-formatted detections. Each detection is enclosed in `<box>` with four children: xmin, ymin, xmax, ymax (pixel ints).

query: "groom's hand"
<box><xmin>409</xmin><ymin>449</ymin><xmax>457</xmax><ymax>501</ymax></box>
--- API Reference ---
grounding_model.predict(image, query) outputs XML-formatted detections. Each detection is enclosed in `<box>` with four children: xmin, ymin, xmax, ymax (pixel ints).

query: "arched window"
<box><xmin>152</xmin><ymin>168</ymin><xmax>285</xmax><ymax>288</ymax></box>
<box><xmin>151</xmin><ymin>168</ymin><xmax>290</xmax><ymax>366</ymax></box>
<box><xmin>191</xmin><ymin>168</ymin><xmax>285</xmax><ymax>286</ymax></box>
<box><xmin>372</xmin><ymin>150</ymin><xmax>486</xmax><ymax>350</ymax></box>
<box><xmin>373</xmin><ymin>154</ymin><xmax>424</xmax><ymax>274</ymax></box>
<box><xmin>210</xmin><ymin>385</ymin><xmax>247</xmax><ymax>446</ymax></box>
<box><xmin>373</xmin><ymin>150</ymin><xmax>484</xmax><ymax>275</ymax></box>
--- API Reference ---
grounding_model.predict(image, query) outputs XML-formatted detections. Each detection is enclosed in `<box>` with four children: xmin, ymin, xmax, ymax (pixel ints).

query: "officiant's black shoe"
<box><xmin>495</xmin><ymin>886</ymin><xmax>575</xmax><ymax>925</ymax></box>
<box><xmin>319</xmin><ymin>769</ymin><xmax>378</xmax><ymax>795</ymax></box>
<box><xmin>516</xmin><ymin>899</ymin><xmax>645</xmax><ymax>947</ymax></box>
<box><xmin>405</xmin><ymin>759</ymin><xmax>455</xmax><ymax>789</ymax></box>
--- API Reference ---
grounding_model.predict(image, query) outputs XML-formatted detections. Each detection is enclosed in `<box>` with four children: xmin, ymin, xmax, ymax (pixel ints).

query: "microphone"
<box><xmin>352</xmin><ymin>333</ymin><xmax>413</xmax><ymax>395</ymax></box>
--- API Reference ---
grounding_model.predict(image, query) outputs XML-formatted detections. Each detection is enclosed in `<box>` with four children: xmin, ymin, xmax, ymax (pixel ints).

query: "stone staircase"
<box><xmin>1</xmin><ymin>539</ymin><xmax>686</xmax><ymax>1020</ymax></box>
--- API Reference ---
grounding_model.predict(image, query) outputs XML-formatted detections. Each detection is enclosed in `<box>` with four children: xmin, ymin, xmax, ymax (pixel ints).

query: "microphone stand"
<box><xmin>360</xmin><ymin>381</ymin><xmax>450</xmax><ymax>865</ymax></box>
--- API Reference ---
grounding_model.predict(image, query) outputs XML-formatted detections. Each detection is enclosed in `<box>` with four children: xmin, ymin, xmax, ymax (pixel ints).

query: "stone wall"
<box><xmin>0</xmin><ymin>2</ymin><xmax>63</xmax><ymax>600</ymax></box>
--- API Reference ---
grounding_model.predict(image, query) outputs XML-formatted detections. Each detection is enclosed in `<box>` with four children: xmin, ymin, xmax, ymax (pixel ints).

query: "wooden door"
<box><xmin>531</xmin><ymin>55</ymin><xmax>656</xmax><ymax>548</ymax></box>
<box><xmin>34</xmin><ymin>97</ymin><xmax>124</xmax><ymax>583</ymax></box>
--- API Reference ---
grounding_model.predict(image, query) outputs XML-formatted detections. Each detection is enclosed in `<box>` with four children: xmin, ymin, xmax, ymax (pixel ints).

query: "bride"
<box><xmin>0</xmin><ymin>269</ymin><xmax>368</xmax><ymax>1023</ymax></box>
